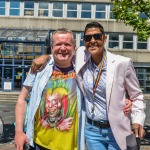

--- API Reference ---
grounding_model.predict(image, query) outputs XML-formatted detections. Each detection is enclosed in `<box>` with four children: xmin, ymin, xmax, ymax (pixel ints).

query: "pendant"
<box><xmin>91</xmin><ymin>106</ymin><xmax>95</xmax><ymax>113</ymax></box>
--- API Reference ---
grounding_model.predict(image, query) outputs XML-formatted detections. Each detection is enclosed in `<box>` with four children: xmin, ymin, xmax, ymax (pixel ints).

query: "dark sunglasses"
<box><xmin>83</xmin><ymin>33</ymin><xmax>103</xmax><ymax>42</ymax></box>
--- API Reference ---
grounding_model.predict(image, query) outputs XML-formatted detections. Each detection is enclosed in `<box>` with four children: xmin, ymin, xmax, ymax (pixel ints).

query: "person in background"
<box><xmin>15</xmin><ymin>28</ymin><xmax>86</xmax><ymax>150</ymax></box>
<box><xmin>30</xmin><ymin>22</ymin><xmax>143</xmax><ymax>150</ymax></box>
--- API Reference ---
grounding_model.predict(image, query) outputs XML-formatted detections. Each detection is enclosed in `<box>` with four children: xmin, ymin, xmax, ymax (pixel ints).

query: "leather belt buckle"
<box><xmin>97</xmin><ymin>121</ymin><xmax>109</xmax><ymax>128</ymax></box>
<box><xmin>87</xmin><ymin>117</ymin><xmax>110</xmax><ymax>128</ymax></box>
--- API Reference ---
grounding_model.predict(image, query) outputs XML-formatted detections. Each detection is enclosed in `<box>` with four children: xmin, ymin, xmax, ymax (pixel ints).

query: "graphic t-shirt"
<box><xmin>34</xmin><ymin>65</ymin><xmax>78</xmax><ymax>150</ymax></box>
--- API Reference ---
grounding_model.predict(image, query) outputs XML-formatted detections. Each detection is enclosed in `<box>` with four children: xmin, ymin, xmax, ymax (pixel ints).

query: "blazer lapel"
<box><xmin>106</xmin><ymin>51</ymin><xmax>116</xmax><ymax>112</ymax></box>
<box><xmin>75</xmin><ymin>47</ymin><xmax>91</xmax><ymax>95</ymax></box>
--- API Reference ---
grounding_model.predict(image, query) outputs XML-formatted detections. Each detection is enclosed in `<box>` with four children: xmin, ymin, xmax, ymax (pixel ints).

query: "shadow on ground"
<box><xmin>0</xmin><ymin>124</ymin><xmax>15</xmax><ymax>143</ymax></box>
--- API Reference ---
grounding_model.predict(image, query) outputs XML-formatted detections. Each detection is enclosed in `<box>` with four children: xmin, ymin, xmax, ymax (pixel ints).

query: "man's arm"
<box><xmin>15</xmin><ymin>86</ymin><xmax>32</xmax><ymax>150</ymax></box>
<box><xmin>125</xmin><ymin>60</ymin><xmax>146</xmax><ymax>138</ymax></box>
<box><xmin>31</xmin><ymin>55</ymin><xmax>50</xmax><ymax>74</ymax></box>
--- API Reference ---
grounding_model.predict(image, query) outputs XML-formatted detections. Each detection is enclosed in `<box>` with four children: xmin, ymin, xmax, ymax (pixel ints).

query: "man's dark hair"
<box><xmin>84</xmin><ymin>22</ymin><xmax>105</xmax><ymax>35</ymax></box>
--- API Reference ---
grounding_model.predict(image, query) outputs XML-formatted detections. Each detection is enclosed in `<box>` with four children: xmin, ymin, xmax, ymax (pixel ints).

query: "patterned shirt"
<box><xmin>34</xmin><ymin>65</ymin><xmax>78</xmax><ymax>150</ymax></box>
<box><xmin>82</xmin><ymin>58</ymin><xmax>108</xmax><ymax>121</ymax></box>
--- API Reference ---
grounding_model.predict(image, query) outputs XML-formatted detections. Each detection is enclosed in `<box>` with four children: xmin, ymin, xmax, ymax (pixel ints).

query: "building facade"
<box><xmin>0</xmin><ymin>0</ymin><xmax>150</xmax><ymax>93</ymax></box>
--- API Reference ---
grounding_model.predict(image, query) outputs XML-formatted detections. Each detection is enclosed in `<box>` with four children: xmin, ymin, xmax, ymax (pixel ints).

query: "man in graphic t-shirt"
<box><xmin>15</xmin><ymin>28</ymin><xmax>83</xmax><ymax>150</ymax></box>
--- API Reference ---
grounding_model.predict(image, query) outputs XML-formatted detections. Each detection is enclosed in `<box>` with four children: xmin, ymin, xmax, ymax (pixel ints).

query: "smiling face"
<box><xmin>51</xmin><ymin>32</ymin><xmax>76</xmax><ymax>68</ymax></box>
<box><xmin>84</xmin><ymin>27</ymin><xmax>107</xmax><ymax>65</ymax></box>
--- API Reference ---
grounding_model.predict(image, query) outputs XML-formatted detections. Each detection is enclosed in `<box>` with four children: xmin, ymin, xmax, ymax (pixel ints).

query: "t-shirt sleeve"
<box><xmin>23</xmin><ymin>69</ymin><xmax>36</xmax><ymax>87</ymax></box>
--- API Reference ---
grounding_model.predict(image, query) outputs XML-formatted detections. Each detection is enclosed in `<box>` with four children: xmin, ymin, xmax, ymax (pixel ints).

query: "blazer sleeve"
<box><xmin>125</xmin><ymin>60</ymin><xmax>146</xmax><ymax>127</ymax></box>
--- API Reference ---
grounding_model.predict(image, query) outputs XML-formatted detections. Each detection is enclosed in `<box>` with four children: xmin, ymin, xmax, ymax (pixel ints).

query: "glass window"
<box><xmin>34</xmin><ymin>44</ymin><xmax>42</xmax><ymax>55</ymax></box>
<box><xmin>137</xmin><ymin>42</ymin><xmax>147</xmax><ymax>49</ymax></box>
<box><xmin>138</xmin><ymin>74</ymin><xmax>144</xmax><ymax>79</ymax></box>
<box><xmin>137</xmin><ymin>38</ymin><xmax>147</xmax><ymax>49</ymax></box>
<box><xmin>53</xmin><ymin>2</ymin><xmax>63</xmax><ymax>17</ymax></box>
<box><xmin>38</xmin><ymin>2</ymin><xmax>49</xmax><ymax>17</ymax></box>
<box><xmin>137</xmin><ymin>68</ymin><xmax>144</xmax><ymax>73</ymax></box>
<box><xmin>95</xmin><ymin>4</ymin><xmax>106</xmax><ymax>19</ymax></box>
<box><xmin>81</xmin><ymin>3</ymin><xmax>91</xmax><ymax>18</ymax></box>
<box><xmin>23</xmin><ymin>44</ymin><xmax>34</xmax><ymax>60</ymax></box>
<box><xmin>146</xmin><ymin>87</ymin><xmax>150</xmax><ymax>92</ymax></box>
<box><xmin>1</xmin><ymin>43</ymin><xmax>15</xmax><ymax>57</ymax></box>
<box><xmin>80</xmin><ymin>32</ymin><xmax>84</xmax><ymax>47</ymax></box>
<box><xmin>147</xmin><ymin>68</ymin><xmax>150</xmax><ymax>73</ymax></box>
<box><xmin>146</xmin><ymin>81</ymin><xmax>150</xmax><ymax>86</ymax></box>
<box><xmin>109</xmin><ymin>33</ymin><xmax>119</xmax><ymax>49</ymax></box>
<box><xmin>0</xmin><ymin>1</ymin><xmax>5</xmax><ymax>15</ymax></box>
<box><xmin>67</xmin><ymin>3</ymin><xmax>77</xmax><ymax>18</ymax></box>
<box><xmin>109</xmin><ymin>4</ymin><xmax>115</xmax><ymax>19</ymax></box>
<box><xmin>24</xmin><ymin>1</ymin><xmax>34</xmax><ymax>16</ymax></box>
<box><xmin>4</xmin><ymin>67</ymin><xmax>12</xmax><ymax>79</ymax></box>
<box><xmin>123</xmin><ymin>34</ymin><xmax>133</xmax><ymax>49</ymax></box>
<box><xmin>10</xmin><ymin>1</ymin><xmax>20</xmax><ymax>16</ymax></box>
<box><xmin>72</xmin><ymin>32</ymin><xmax>77</xmax><ymax>41</ymax></box>
<box><xmin>146</xmin><ymin>74</ymin><xmax>150</xmax><ymax>80</ymax></box>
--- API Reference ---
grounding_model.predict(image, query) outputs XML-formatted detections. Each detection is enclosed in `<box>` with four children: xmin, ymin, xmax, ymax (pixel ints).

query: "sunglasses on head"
<box><xmin>83</xmin><ymin>33</ymin><xmax>103</xmax><ymax>42</ymax></box>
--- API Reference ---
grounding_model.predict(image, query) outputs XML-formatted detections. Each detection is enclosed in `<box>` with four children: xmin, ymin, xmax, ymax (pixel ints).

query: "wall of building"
<box><xmin>0</xmin><ymin>17</ymin><xmax>134</xmax><ymax>33</ymax></box>
<box><xmin>109</xmin><ymin>50</ymin><xmax>150</xmax><ymax>63</ymax></box>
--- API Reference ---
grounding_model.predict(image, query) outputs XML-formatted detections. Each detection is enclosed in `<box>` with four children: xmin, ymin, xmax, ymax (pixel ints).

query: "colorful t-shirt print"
<box><xmin>34</xmin><ymin>65</ymin><xmax>78</xmax><ymax>150</ymax></box>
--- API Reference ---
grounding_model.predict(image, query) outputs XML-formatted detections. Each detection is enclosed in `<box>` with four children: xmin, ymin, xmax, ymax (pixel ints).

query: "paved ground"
<box><xmin>0</xmin><ymin>99</ymin><xmax>150</xmax><ymax>150</ymax></box>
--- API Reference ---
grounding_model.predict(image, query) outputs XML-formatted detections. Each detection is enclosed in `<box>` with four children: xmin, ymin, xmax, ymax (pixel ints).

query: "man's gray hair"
<box><xmin>51</xmin><ymin>28</ymin><xmax>76</xmax><ymax>45</ymax></box>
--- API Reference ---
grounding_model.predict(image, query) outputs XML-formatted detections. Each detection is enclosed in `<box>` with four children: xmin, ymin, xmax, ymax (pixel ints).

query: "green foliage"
<box><xmin>111</xmin><ymin>0</ymin><xmax>150</xmax><ymax>40</ymax></box>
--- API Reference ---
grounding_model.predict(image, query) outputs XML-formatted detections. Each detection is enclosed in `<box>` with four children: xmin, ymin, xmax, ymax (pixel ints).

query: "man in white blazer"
<box><xmin>75</xmin><ymin>22</ymin><xmax>145</xmax><ymax>150</ymax></box>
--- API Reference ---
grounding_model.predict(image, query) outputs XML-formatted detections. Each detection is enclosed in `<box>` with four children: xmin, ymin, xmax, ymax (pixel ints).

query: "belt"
<box><xmin>87</xmin><ymin>117</ymin><xmax>110</xmax><ymax>128</ymax></box>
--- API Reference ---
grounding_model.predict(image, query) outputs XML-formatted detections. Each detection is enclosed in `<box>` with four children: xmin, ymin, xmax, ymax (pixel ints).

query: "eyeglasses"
<box><xmin>83</xmin><ymin>33</ymin><xmax>103</xmax><ymax>42</ymax></box>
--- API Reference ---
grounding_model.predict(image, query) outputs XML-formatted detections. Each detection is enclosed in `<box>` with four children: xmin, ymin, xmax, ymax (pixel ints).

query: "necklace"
<box><xmin>90</xmin><ymin>51</ymin><xmax>106</xmax><ymax>113</ymax></box>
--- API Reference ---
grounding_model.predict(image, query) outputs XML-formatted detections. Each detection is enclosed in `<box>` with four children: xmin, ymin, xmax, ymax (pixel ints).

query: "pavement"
<box><xmin>0</xmin><ymin>98</ymin><xmax>150</xmax><ymax>150</ymax></box>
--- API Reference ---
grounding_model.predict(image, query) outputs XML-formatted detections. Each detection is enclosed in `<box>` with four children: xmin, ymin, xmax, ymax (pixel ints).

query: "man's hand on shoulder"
<box><xmin>31</xmin><ymin>55</ymin><xmax>50</xmax><ymax>74</ymax></box>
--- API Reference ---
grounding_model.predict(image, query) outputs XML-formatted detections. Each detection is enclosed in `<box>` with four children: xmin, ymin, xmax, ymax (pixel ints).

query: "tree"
<box><xmin>111</xmin><ymin>0</ymin><xmax>150</xmax><ymax>40</ymax></box>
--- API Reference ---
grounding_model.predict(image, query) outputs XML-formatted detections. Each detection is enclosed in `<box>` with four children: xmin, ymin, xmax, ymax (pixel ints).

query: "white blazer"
<box><xmin>75</xmin><ymin>46</ymin><xmax>146</xmax><ymax>150</ymax></box>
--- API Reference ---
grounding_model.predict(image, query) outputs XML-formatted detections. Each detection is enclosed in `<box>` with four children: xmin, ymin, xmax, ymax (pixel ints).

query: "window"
<box><xmin>137</xmin><ymin>38</ymin><xmax>147</xmax><ymax>50</ymax></box>
<box><xmin>53</xmin><ymin>2</ymin><xmax>63</xmax><ymax>17</ymax></box>
<box><xmin>147</xmin><ymin>68</ymin><xmax>150</xmax><ymax>73</ymax></box>
<box><xmin>146</xmin><ymin>74</ymin><xmax>150</xmax><ymax>81</ymax></box>
<box><xmin>109</xmin><ymin>33</ymin><xmax>119</xmax><ymax>49</ymax></box>
<box><xmin>135</xmin><ymin>67</ymin><xmax>150</xmax><ymax>93</ymax></box>
<box><xmin>95</xmin><ymin>4</ymin><xmax>106</xmax><ymax>19</ymax></box>
<box><xmin>10</xmin><ymin>1</ymin><xmax>20</xmax><ymax>16</ymax></box>
<box><xmin>38</xmin><ymin>2</ymin><xmax>49</xmax><ymax>17</ymax></box>
<box><xmin>146</xmin><ymin>69</ymin><xmax>150</xmax><ymax>93</ymax></box>
<box><xmin>137</xmin><ymin>68</ymin><xmax>144</xmax><ymax>73</ymax></box>
<box><xmin>81</xmin><ymin>3</ymin><xmax>91</xmax><ymax>18</ymax></box>
<box><xmin>80</xmin><ymin>32</ymin><xmax>84</xmax><ymax>46</ymax></box>
<box><xmin>123</xmin><ymin>34</ymin><xmax>133</xmax><ymax>49</ymax></box>
<box><xmin>24</xmin><ymin>1</ymin><xmax>34</xmax><ymax>16</ymax></box>
<box><xmin>0</xmin><ymin>1</ymin><xmax>5</xmax><ymax>15</ymax></box>
<box><xmin>109</xmin><ymin>5</ymin><xmax>115</xmax><ymax>19</ymax></box>
<box><xmin>137</xmin><ymin>74</ymin><xmax>144</xmax><ymax>79</ymax></box>
<box><xmin>67</xmin><ymin>3</ymin><xmax>77</xmax><ymax>18</ymax></box>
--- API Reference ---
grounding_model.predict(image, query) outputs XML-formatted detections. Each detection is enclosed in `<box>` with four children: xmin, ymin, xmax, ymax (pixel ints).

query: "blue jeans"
<box><xmin>85</xmin><ymin>122</ymin><xmax>121</xmax><ymax>150</ymax></box>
